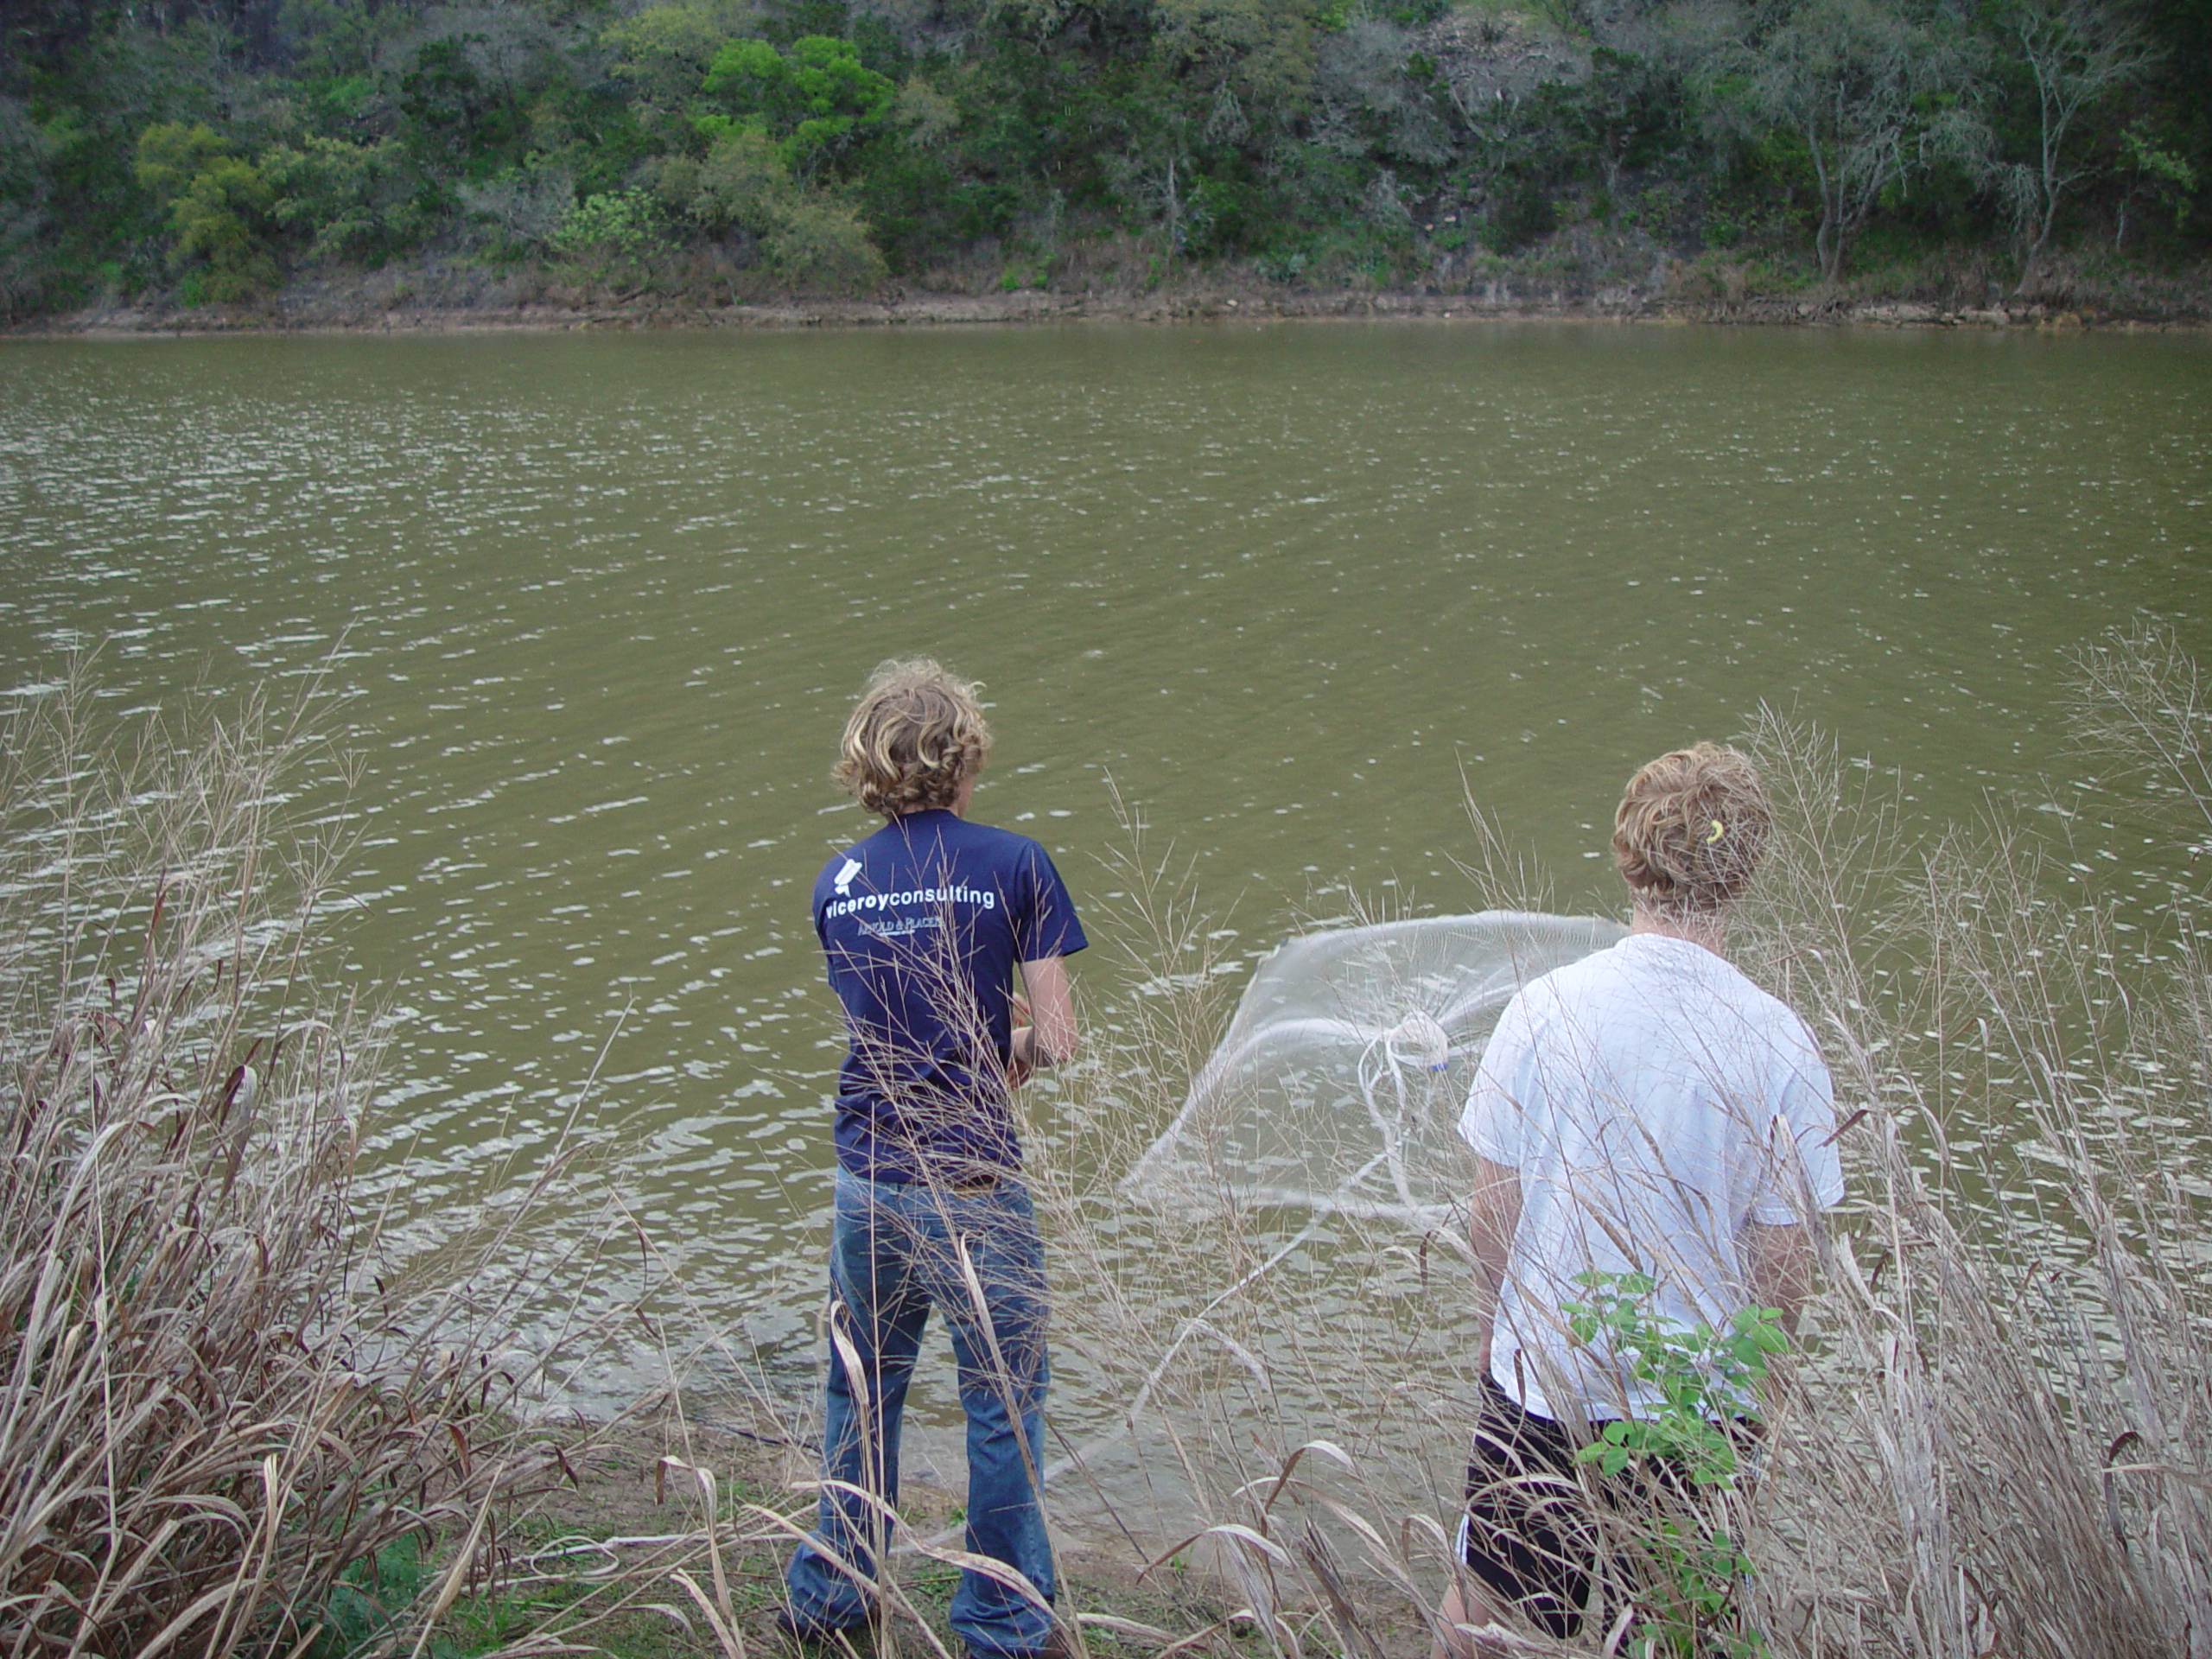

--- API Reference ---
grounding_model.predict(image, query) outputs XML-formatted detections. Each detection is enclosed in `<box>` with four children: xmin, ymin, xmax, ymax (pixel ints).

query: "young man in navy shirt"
<box><xmin>783</xmin><ymin>659</ymin><xmax>1085</xmax><ymax>1659</ymax></box>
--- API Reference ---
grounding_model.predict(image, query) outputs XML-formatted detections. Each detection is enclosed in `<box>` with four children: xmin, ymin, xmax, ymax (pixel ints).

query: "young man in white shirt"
<box><xmin>1439</xmin><ymin>743</ymin><xmax>1844</xmax><ymax>1652</ymax></box>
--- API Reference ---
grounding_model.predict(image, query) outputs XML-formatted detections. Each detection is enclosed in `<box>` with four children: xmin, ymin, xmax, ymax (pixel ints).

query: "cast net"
<box><xmin>1122</xmin><ymin>910</ymin><xmax>1624</xmax><ymax>1224</ymax></box>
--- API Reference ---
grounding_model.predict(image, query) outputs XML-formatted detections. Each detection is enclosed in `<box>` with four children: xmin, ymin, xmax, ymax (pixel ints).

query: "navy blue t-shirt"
<box><xmin>814</xmin><ymin>808</ymin><xmax>1087</xmax><ymax>1182</ymax></box>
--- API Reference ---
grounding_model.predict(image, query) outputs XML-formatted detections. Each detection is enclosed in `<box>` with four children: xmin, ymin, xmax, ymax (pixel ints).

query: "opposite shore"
<box><xmin>14</xmin><ymin>269</ymin><xmax>2209</xmax><ymax>337</ymax></box>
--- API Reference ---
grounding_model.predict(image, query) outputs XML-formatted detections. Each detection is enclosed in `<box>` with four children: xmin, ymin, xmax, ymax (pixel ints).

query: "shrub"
<box><xmin>764</xmin><ymin>195</ymin><xmax>887</xmax><ymax>292</ymax></box>
<box><xmin>546</xmin><ymin>186</ymin><xmax>672</xmax><ymax>277</ymax></box>
<box><xmin>1482</xmin><ymin>179</ymin><xmax>1559</xmax><ymax>252</ymax></box>
<box><xmin>457</xmin><ymin>155</ymin><xmax>577</xmax><ymax>252</ymax></box>
<box><xmin>135</xmin><ymin>123</ymin><xmax>278</xmax><ymax>302</ymax></box>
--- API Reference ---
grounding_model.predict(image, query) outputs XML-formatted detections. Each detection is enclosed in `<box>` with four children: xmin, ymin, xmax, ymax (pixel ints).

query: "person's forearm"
<box><xmin>1471</xmin><ymin>1272</ymin><xmax>1504</xmax><ymax>1373</ymax></box>
<box><xmin>1468</xmin><ymin>1156</ymin><xmax>1520</xmax><ymax>1373</ymax></box>
<box><xmin>1019</xmin><ymin>957</ymin><xmax>1077</xmax><ymax>1067</ymax></box>
<box><xmin>1742</xmin><ymin>1219</ymin><xmax>1815</xmax><ymax>1336</ymax></box>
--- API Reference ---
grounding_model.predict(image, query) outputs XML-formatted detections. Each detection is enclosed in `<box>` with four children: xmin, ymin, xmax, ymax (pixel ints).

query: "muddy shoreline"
<box><xmin>12</xmin><ymin>279</ymin><xmax>2205</xmax><ymax>338</ymax></box>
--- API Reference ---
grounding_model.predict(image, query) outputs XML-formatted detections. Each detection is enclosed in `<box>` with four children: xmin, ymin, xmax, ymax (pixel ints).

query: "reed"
<box><xmin>0</xmin><ymin>671</ymin><xmax>569</xmax><ymax>1658</ymax></box>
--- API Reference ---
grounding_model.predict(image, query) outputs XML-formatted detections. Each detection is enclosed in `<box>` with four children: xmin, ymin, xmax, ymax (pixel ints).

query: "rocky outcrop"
<box><xmin>1416</xmin><ymin>11</ymin><xmax>1590</xmax><ymax>120</ymax></box>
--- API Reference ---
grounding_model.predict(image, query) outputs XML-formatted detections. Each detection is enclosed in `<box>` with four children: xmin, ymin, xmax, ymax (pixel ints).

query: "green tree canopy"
<box><xmin>698</xmin><ymin>33</ymin><xmax>894</xmax><ymax>168</ymax></box>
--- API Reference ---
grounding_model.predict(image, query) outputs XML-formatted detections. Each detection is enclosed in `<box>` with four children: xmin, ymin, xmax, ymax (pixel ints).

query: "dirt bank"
<box><xmin>14</xmin><ymin>268</ymin><xmax>2205</xmax><ymax>338</ymax></box>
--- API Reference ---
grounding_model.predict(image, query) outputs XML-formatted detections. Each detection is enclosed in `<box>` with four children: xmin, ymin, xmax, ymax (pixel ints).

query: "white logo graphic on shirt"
<box><xmin>861</xmin><ymin>914</ymin><xmax>945</xmax><ymax>939</ymax></box>
<box><xmin>834</xmin><ymin>858</ymin><xmax>863</xmax><ymax>896</ymax></box>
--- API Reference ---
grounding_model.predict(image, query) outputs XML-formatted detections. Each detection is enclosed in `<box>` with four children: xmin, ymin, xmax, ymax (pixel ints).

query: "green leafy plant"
<box><xmin>698</xmin><ymin>35</ymin><xmax>894</xmax><ymax>173</ymax></box>
<box><xmin>136</xmin><ymin>123</ymin><xmax>280</xmax><ymax>301</ymax></box>
<box><xmin>306</xmin><ymin>1537</ymin><xmax>446</xmax><ymax>1659</ymax></box>
<box><xmin>547</xmin><ymin>186</ymin><xmax>672</xmax><ymax>281</ymax></box>
<box><xmin>1562</xmin><ymin>1271</ymin><xmax>1786</xmax><ymax>1484</ymax></box>
<box><xmin>1560</xmin><ymin>1271</ymin><xmax>1788</xmax><ymax>1657</ymax></box>
<box><xmin>264</xmin><ymin>136</ymin><xmax>423</xmax><ymax>263</ymax></box>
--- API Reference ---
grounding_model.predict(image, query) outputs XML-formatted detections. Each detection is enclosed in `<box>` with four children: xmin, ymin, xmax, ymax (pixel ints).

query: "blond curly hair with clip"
<box><xmin>834</xmin><ymin>658</ymin><xmax>992</xmax><ymax>820</ymax></box>
<box><xmin>1611</xmin><ymin>741</ymin><xmax>1770</xmax><ymax>917</ymax></box>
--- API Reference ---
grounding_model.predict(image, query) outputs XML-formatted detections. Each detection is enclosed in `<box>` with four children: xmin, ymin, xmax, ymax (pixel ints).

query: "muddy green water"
<box><xmin>3</xmin><ymin>321</ymin><xmax>2209</xmax><ymax>1428</ymax></box>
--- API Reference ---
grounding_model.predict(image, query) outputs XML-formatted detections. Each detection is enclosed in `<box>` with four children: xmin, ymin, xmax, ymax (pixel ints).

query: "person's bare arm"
<box><xmin>1742</xmin><ymin>1219</ymin><xmax>1816</xmax><ymax>1336</ymax></box>
<box><xmin>1467</xmin><ymin>1155</ymin><xmax>1521</xmax><ymax>1374</ymax></box>
<box><xmin>1007</xmin><ymin>957</ymin><xmax>1076</xmax><ymax>1086</ymax></box>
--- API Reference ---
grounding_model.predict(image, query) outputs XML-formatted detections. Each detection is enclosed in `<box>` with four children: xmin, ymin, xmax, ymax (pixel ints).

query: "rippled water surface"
<box><xmin>3</xmin><ymin>321</ymin><xmax>2209</xmax><ymax>1426</ymax></box>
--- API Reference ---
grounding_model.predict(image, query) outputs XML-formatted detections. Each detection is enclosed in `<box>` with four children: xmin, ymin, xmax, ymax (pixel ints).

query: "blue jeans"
<box><xmin>785</xmin><ymin>1168</ymin><xmax>1056</xmax><ymax>1654</ymax></box>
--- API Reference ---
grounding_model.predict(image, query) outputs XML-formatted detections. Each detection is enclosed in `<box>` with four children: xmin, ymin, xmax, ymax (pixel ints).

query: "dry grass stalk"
<box><xmin>0</xmin><ymin>670</ymin><xmax>574</xmax><ymax>1657</ymax></box>
<box><xmin>994</xmin><ymin>626</ymin><xmax>2212</xmax><ymax>1659</ymax></box>
<box><xmin>1021</xmin><ymin>822</ymin><xmax>1515</xmax><ymax>1657</ymax></box>
<box><xmin>1731</xmin><ymin>669</ymin><xmax>2212</xmax><ymax>1659</ymax></box>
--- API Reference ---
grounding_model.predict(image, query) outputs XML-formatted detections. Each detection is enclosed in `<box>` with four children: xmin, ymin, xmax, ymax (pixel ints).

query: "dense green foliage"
<box><xmin>1</xmin><ymin>0</ymin><xmax>2203</xmax><ymax>315</ymax></box>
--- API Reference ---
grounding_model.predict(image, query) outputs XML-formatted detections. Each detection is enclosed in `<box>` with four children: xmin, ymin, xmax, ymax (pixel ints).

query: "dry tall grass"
<box><xmin>979</xmin><ymin>623</ymin><xmax>2212</xmax><ymax>1659</ymax></box>
<box><xmin>0</xmin><ymin>673</ymin><xmax>570</xmax><ymax>1658</ymax></box>
<box><xmin>1726</xmin><ymin>627</ymin><xmax>2212</xmax><ymax>1659</ymax></box>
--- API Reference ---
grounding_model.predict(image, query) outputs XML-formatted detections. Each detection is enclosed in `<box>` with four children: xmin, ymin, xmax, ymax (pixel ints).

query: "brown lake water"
<box><xmin>3</xmin><ymin>321</ymin><xmax>2209</xmax><ymax>1435</ymax></box>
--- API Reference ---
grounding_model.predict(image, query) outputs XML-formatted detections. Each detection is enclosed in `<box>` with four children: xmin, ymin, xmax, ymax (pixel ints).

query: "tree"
<box><xmin>683</xmin><ymin>124</ymin><xmax>794</xmax><ymax>234</ymax></box>
<box><xmin>1151</xmin><ymin>0</ymin><xmax>1322</xmax><ymax>127</ymax></box>
<box><xmin>1989</xmin><ymin>0</ymin><xmax>2157</xmax><ymax>291</ymax></box>
<box><xmin>264</xmin><ymin>136</ymin><xmax>423</xmax><ymax>263</ymax></box>
<box><xmin>2114</xmin><ymin>119</ymin><xmax>2196</xmax><ymax>245</ymax></box>
<box><xmin>602</xmin><ymin>0</ymin><xmax>755</xmax><ymax>111</ymax></box>
<box><xmin>0</xmin><ymin>95</ymin><xmax>54</xmax><ymax>318</ymax></box>
<box><xmin>1729</xmin><ymin>0</ymin><xmax>1984</xmax><ymax>284</ymax></box>
<box><xmin>698</xmin><ymin>34</ymin><xmax>895</xmax><ymax>172</ymax></box>
<box><xmin>1307</xmin><ymin>19</ymin><xmax>1454</xmax><ymax>166</ymax></box>
<box><xmin>1569</xmin><ymin>47</ymin><xmax>1683</xmax><ymax>195</ymax></box>
<box><xmin>3</xmin><ymin>0</ymin><xmax>123</xmax><ymax>89</ymax></box>
<box><xmin>136</xmin><ymin>119</ymin><xmax>278</xmax><ymax>300</ymax></box>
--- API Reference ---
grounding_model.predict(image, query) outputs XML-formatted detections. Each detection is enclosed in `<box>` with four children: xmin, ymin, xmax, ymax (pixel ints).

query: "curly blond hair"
<box><xmin>833</xmin><ymin>658</ymin><xmax>992</xmax><ymax>819</ymax></box>
<box><xmin>1611</xmin><ymin>742</ymin><xmax>1770</xmax><ymax>916</ymax></box>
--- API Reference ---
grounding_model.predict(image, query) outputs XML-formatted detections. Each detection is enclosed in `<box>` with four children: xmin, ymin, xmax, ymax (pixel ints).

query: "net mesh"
<box><xmin>1124</xmin><ymin>910</ymin><xmax>1624</xmax><ymax>1222</ymax></box>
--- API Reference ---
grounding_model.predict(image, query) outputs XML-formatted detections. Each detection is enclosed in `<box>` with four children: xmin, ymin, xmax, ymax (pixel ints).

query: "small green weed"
<box><xmin>308</xmin><ymin>1537</ymin><xmax>453</xmax><ymax>1659</ymax></box>
<box><xmin>1560</xmin><ymin>1271</ymin><xmax>1787</xmax><ymax>1659</ymax></box>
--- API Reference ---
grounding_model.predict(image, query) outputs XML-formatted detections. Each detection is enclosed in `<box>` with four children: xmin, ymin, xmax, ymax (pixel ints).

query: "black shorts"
<box><xmin>1459</xmin><ymin>1375</ymin><xmax>1687</xmax><ymax>1638</ymax></box>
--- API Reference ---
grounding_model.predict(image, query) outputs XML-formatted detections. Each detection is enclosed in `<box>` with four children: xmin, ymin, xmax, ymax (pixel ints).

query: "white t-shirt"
<box><xmin>1459</xmin><ymin>931</ymin><xmax>1844</xmax><ymax>1422</ymax></box>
